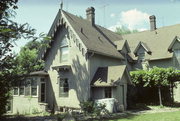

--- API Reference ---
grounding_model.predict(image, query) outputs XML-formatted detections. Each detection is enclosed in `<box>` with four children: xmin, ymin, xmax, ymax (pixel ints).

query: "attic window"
<box><xmin>138</xmin><ymin>53</ymin><xmax>145</xmax><ymax>62</ymax></box>
<box><xmin>174</xmin><ymin>49</ymin><xmax>180</xmax><ymax>58</ymax></box>
<box><xmin>60</xmin><ymin>38</ymin><xmax>69</xmax><ymax>62</ymax></box>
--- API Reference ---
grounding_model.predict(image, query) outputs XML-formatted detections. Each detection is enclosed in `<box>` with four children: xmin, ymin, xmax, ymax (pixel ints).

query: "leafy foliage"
<box><xmin>0</xmin><ymin>0</ymin><xmax>49</xmax><ymax>116</ymax></box>
<box><xmin>130</xmin><ymin>67</ymin><xmax>180</xmax><ymax>87</ymax></box>
<box><xmin>115</xmin><ymin>25</ymin><xmax>138</xmax><ymax>35</ymax></box>
<box><xmin>130</xmin><ymin>67</ymin><xmax>180</xmax><ymax>105</ymax></box>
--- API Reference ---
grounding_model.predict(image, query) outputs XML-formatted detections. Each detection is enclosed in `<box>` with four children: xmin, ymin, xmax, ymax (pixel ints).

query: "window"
<box><xmin>31</xmin><ymin>79</ymin><xmax>37</xmax><ymax>96</ymax></box>
<box><xmin>104</xmin><ymin>87</ymin><xmax>112</xmax><ymax>98</ymax></box>
<box><xmin>19</xmin><ymin>81</ymin><xmax>25</xmax><ymax>95</ymax></box>
<box><xmin>59</xmin><ymin>78</ymin><xmax>69</xmax><ymax>97</ymax></box>
<box><xmin>24</xmin><ymin>78</ymin><xmax>37</xmax><ymax>96</ymax></box>
<box><xmin>174</xmin><ymin>49</ymin><xmax>180</xmax><ymax>58</ymax></box>
<box><xmin>13</xmin><ymin>87</ymin><xmax>18</xmax><ymax>95</ymax></box>
<box><xmin>60</xmin><ymin>38</ymin><xmax>69</xmax><ymax>62</ymax></box>
<box><xmin>13</xmin><ymin>78</ymin><xmax>37</xmax><ymax>96</ymax></box>
<box><xmin>138</xmin><ymin>53</ymin><xmax>145</xmax><ymax>62</ymax></box>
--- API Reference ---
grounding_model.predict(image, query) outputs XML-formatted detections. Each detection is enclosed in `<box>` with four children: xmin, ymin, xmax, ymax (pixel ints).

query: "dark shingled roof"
<box><xmin>38</xmin><ymin>9</ymin><xmax>124</xmax><ymax>60</ymax></box>
<box><xmin>91</xmin><ymin>65</ymin><xmax>127</xmax><ymax>87</ymax></box>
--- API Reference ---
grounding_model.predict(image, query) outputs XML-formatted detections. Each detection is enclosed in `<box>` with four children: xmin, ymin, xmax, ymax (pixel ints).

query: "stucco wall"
<box><xmin>12</xmin><ymin>96</ymin><xmax>41</xmax><ymax>114</ymax></box>
<box><xmin>89</xmin><ymin>54</ymin><xmax>123</xmax><ymax>81</ymax></box>
<box><xmin>12</xmin><ymin>76</ymin><xmax>46</xmax><ymax>114</ymax></box>
<box><xmin>44</xmin><ymin>26</ymin><xmax>90</xmax><ymax>110</ymax></box>
<box><xmin>149</xmin><ymin>58</ymin><xmax>173</xmax><ymax>68</ymax></box>
<box><xmin>173</xmin><ymin>82</ymin><xmax>180</xmax><ymax>102</ymax></box>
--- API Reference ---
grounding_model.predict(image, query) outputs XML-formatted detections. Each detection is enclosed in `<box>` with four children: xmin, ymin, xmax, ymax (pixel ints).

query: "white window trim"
<box><xmin>59</xmin><ymin>78</ymin><xmax>69</xmax><ymax>98</ymax></box>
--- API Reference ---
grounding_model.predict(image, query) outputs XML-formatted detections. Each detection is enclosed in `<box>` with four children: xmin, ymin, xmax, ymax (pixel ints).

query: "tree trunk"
<box><xmin>158</xmin><ymin>86</ymin><xmax>163</xmax><ymax>106</ymax></box>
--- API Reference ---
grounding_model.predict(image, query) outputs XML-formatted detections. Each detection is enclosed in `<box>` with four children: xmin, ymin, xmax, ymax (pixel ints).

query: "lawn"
<box><xmin>108</xmin><ymin>111</ymin><xmax>180</xmax><ymax>121</ymax></box>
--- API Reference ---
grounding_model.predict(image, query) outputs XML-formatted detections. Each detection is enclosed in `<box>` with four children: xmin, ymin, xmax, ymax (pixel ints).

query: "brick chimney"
<box><xmin>86</xmin><ymin>7</ymin><xmax>95</xmax><ymax>25</ymax></box>
<box><xmin>149</xmin><ymin>15</ymin><xmax>156</xmax><ymax>31</ymax></box>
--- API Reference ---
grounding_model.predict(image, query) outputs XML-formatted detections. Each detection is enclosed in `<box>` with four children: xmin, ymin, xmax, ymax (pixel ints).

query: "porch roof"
<box><xmin>29</xmin><ymin>71</ymin><xmax>49</xmax><ymax>76</ymax></box>
<box><xmin>91</xmin><ymin>65</ymin><xmax>126</xmax><ymax>87</ymax></box>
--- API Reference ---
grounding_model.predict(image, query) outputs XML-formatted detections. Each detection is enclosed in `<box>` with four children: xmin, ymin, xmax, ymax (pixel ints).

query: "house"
<box><xmin>12</xmin><ymin>6</ymin><xmax>180</xmax><ymax>114</ymax></box>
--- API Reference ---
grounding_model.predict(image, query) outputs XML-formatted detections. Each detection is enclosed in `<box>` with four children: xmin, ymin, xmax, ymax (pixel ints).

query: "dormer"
<box><xmin>134</xmin><ymin>41</ymin><xmax>151</xmax><ymax>62</ymax></box>
<box><xmin>168</xmin><ymin>36</ymin><xmax>180</xmax><ymax>53</ymax></box>
<box><xmin>114</xmin><ymin>40</ymin><xmax>131</xmax><ymax>54</ymax></box>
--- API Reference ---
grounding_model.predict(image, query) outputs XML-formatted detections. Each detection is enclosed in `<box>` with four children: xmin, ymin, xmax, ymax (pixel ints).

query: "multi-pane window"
<box><xmin>25</xmin><ymin>79</ymin><xmax>31</xmax><ymax>96</ymax></box>
<box><xmin>13</xmin><ymin>78</ymin><xmax>37</xmax><ymax>96</ymax></box>
<box><xmin>59</xmin><ymin>78</ymin><xmax>69</xmax><ymax>97</ymax></box>
<box><xmin>60</xmin><ymin>38</ymin><xmax>69</xmax><ymax>62</ymax></box>
<box><xmin>19</xmin><ymin>81</ymin><xmax>25</xmax><ymax>95</ymax></box>
<box><xmin>104</xmin><ymin>87</ymin><xmax>112</xmax><ymax>98</ymax></box>
<box><xmin>174</xmin><ymin>49</ymin><xmax>180</xmax><ymax>58</ymax></box>
<box><xmin>31</xmin><ymin>79</ymin><xmax>37</xmax><ymax>96</ymax></box>
<box><xmin>13</xmin><ymin>87</ymin><xmax>18</xmax><ymax>95</ymax></box>
<box><xmin>138</xmin><ymin>53</ymin><xmax>145</xmax><ymax>62</ymax></box>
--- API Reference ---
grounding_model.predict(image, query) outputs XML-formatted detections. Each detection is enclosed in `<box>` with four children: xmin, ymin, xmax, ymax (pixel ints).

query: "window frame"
<box><xmin>138</xmin><ymin>52</ymin><xmax>145</xmax><ymax>63</ymax></box>
<box><xmin>174</xmin><ymin>49</ymin><xmax>180</xmax><ymax>58</ymax></box>
<box><xmin>59</xmin><ymin>78</ymin><xmax>69</xmax><ymax>97</ymax></box>
<box><xmin>60</xmin><ymin>38</ymin><xmax>69</xmax><ymax>63</ymax></box>
<box><xmin>13</xmin><ymin>78</ymin><xmax>38</xmax><ymax>97</ymax></box>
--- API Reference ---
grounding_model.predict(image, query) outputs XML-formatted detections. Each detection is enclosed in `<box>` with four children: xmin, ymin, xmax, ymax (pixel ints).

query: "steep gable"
<box><xmin>38</xmin><ymin>9</ymin><xmax>124</xmax><ymax>60</ymax></box>
<box><xmin>134</xmin><ymin>41</ymin><xmax>151</xmax><ymax>56</ymax></box>
<box><xmin>168</xmin><ymin>36</ymin><xmax>180</xmax><ymax>52</ymax></box>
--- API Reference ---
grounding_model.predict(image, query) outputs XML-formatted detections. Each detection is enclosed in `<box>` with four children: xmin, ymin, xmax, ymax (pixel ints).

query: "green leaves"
<box><xmin>115</xmin><ymin>25</ymin><xmax>138</xmax><ymax>35</ymax></box>
<box><xmin>130</xmin><ymin>67</ymin><xmax>180</xmax><ymax>87</ymax></box>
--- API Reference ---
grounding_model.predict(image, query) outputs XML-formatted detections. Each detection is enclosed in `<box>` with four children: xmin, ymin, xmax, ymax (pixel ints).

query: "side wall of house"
<box><xmin>149</xmin><ymin>58</ymin><xmax>173</xmax><ymax>68</ymax></box>
<box><xmin>44</xmin><ymin>26</ymin><xmax>90</xmax><ymax>110</ymax></box>
<box><xmin>89</xmin><ymin>54</ymin><xmax>123</xmax><ymax>81</ymax></box>
<box><xmin>112</xmin><ymin>72</ymin><xmax>128</xmax><ymax>109</ymax></box>
<box><xmin>12</xmin><ymin>77</ymin><xmax>44</xmax><ymax>114</ymax></box>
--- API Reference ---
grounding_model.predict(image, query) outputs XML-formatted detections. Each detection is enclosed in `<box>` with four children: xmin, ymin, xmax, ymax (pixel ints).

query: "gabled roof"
<box><xmin>134</xmin><ymin>41</ymin><xmax>151</xmax><ymax>56</ymax></box>
<box><xmin>168</xmin><ymin>36</ymin><xmax>180</xmax><ymax>52</ymax></box>
<box><xmin>121</xmin><ymin>24</ymin><xmax>180</xmax><ymax>60</ymax></box>
<box><xmin>38</xmin><ymin>9</ymin><xmax>124</xmax><ymax>60</ymax></box>
<box><xmin>114</xmin><ymin>40</ymin><xmax>131</xmax><ymax>52</ymax></box>
<box><xmin>91</xmin><ymin>65</ymin><xmax>131</xmax><ymax>87</ymax></box>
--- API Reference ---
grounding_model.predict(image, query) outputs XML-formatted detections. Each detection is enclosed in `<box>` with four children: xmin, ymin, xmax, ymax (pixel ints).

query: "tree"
<box><xmin>115</xmin><ymin>25</ymin><xmax>138</xmax><ymax>35</ymax></box>
<box><xmin>0</xmin><ymin>0</ymin><xmax>49</xmax><ymax>115</ymax></box>
<box><xmin>130</xmin><ymin>67</ymin><xmax>180</xmax><ymax>106</ymax></box>
<box><xmin>15</xmin><ymin>40</ymin><xmax>44</xmax><ymax>75</ymax></box>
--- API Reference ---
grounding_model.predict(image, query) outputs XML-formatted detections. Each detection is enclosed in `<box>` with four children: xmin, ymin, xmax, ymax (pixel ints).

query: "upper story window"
<box><xmin>174</xmin><ymin>49</ymin><xmax>180</xmax><ymax>58</ymax></box>
<box><xmin>60</xmin><ymin>38</ymin><xmax>69</xmax><ymax>62</ymax></box>
<box><xmin>59</xmin><ymin>78</ymin><xmax>69</xmax><ymax>97</ymax></box>
<box><xmin>138</xmin><ymin>53</ymin><xmax>145</xmax><ymax>62</ymax></box>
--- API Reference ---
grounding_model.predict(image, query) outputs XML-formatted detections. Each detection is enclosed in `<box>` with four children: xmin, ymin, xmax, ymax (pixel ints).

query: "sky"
<box><xmin>13</xmin><ymin>0</ymin><xmax>180</xmax><ymax>53</ymax></box>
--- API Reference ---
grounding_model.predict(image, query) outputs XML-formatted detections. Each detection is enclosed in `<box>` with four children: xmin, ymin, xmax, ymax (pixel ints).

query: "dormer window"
<box><xmin>174</xmin><ymin>49</ymin><xmax>180</xmax><ymax>58</ymax></box>
<box><xmin>60</xmin><ymin>38</ymin><xmax>69</xmax><ymax>62</ymax></box>
<box><xmin>138</xmin><ymin>52</ymin><xmax>145</xmax><ymax>62</ymax></box>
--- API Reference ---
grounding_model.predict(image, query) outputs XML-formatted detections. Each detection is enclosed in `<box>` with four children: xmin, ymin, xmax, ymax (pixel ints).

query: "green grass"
<box><xmin>108</xmin><ymin>111</ymin><xmax>180</xmax><ymax>121</ymax></box>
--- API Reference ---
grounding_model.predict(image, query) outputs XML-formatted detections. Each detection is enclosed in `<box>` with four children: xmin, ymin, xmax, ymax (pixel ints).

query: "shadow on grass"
<box><xmin>0</xmin><ymin>115</ymin><xmax>58</xmax><ymax>121</ymax></box>
<box><xmin>99</xmin><ymin>113</ymin><xmax>138</xmax><ymax>121</ymax></box>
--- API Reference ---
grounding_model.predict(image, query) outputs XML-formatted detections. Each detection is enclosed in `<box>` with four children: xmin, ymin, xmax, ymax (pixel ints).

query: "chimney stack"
<box><xmin>149</xmin><ymin>15</ymin><xmax>156</xmax><ymax>31</ymax></box>
<box><xmin>86</xmin><ymin>7</ymin><xmax>95</xmax><ymax>25</ymax></box>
